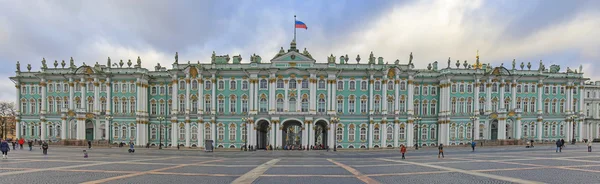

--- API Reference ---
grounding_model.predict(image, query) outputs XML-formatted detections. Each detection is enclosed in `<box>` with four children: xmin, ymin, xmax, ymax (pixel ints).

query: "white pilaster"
<box><xmin>406</xmin><ymin>121</ymin><xmax>414</xmax><ymax>147</ymax></box>
<box><xmin>185</xmin><ymin>121</ymin><xmax>190</xmax><ymax>147</ymax></box>
<box><xmin>368</xmin><ymin>122</ymin><xmax>374</xmax><ymax>148</ymax></box>
<box><xmin>41</xmin><ymin>121</ymin><xmax>47</xmax><ymax>141</ymax></box>
<box><xmin>393</xmin><ymin>122</ymin><xmax>399</xmax><ymax>147</ymax></box>
<box><xmin>381</xmin><ymin>122</ymin><xmax>387</xmax><ymax>147</ymax></box>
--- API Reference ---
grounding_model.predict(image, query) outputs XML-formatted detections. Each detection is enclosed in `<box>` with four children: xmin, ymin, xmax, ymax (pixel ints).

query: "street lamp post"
<box><xmin>415</xmin><ymin>117</ymin><xmax>422</xmax><ymax>150</ymax></box>
<box><xmin>158</xmin><ymin>116</ymin><xmax>165</xmax><ymax>149</ymax></box>
<box><xmin>242</xmin><ymin>117</ymin><xmax>248</xmax><ymax>151</ymax></box>
<box><xmin>331</xmin><ymin>116</ymin><xmax>339</xmax><ymax>152</ymax></box>
<box><xmin>470</xmin><ymin>115</ymin><xmax>477</xmax><ymax>143</ymax></box>
<box><xmin>105</xmin><ymin>115</ymin><xmax>113</xmax><ymax>147</ymax></box>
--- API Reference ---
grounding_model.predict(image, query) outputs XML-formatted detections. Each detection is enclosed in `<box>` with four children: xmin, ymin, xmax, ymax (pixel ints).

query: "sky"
<box><xmin>1</xmin><ymin>0</ymin><xmax>600</xmax><ymax>103</ymax></box>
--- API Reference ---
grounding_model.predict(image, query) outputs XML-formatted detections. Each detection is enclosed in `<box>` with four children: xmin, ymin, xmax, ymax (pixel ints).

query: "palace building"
<box><xmin>9</xmin><ymin>40</ymin><xmax>592</xmax><ymax>149</ymax></box>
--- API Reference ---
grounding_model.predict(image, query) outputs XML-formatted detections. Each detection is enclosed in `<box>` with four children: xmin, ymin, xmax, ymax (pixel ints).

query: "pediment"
<box><xmin>271</xmin><ymin>51</ymin><xmax>315</xmax><ymax>64</ymax></box>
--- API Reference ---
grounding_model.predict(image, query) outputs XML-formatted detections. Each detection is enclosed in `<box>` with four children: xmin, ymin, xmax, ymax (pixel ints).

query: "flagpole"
<box><xmin>294</xmin><ymin>15</ymin><xmax>296</xmax><ymax>41</ymax></box>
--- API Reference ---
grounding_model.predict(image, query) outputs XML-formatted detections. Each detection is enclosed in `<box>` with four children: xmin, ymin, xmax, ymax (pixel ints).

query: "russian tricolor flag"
<box><xmin>295</xmin><ymin>20</ymin><xmax>307</xmax><ymax>29</ymax></box>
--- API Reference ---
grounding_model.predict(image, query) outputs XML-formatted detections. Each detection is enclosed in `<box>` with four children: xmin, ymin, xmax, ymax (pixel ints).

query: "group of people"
<box><xmin>0</xmin><ymin>138</ymin><xmax>49</xmax><ymax>159</ymax></box>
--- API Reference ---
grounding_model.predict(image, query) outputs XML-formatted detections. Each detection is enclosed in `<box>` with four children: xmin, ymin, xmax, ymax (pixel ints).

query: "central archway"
<box><xmin>491</xmin><ymin>120</ymin><xmax>498</xmax><ymax>140</ymax></box>
<box><xmin>282</xmin><ymin>120</ymin><xmax>303</xmax><ymax>148</ymax></box>
<box><xmin>85</xmin><ymin>119</ymin><xmax>94</xmax><ymax>141</ymax></box>
<box><xmin>314</xmin><ymin>120</ymin><xmax>328</xmax><ymax>148</ymax></box>
<box><xmin>256</xmin><ymin>120</ymin><xmax>270</xmax><ymax>149</ymax></box>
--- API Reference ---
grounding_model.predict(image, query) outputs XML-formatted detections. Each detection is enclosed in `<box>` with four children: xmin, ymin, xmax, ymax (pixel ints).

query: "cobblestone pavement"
<box><xmin>1</xmin><ymin>145</ymin><xmax>599</xmax><ymax>184</ymax></box>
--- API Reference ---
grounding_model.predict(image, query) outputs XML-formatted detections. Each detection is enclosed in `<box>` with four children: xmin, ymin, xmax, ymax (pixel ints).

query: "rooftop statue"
<box><xmin>567</xmin><ymin>67</ymin><xmax>573</xmax><ymax>73</ymax></box>
<box><xmin>409</xmin><ymin>52</ymin><xmax>413</xmax><ymax>65</ymax></box>
<box><xmin>61</xmin><ymin>60</ymin><xmax>65</xmax><ymax>68</ymax></box>
<box><xmin>41</xmin><ymin>58</ymin><xmax>47</xmax><ymax>69</ymax></box>
<box><xmin>27</xmin><ymin>64</ymin><xmax>31</xmax><ymax>72</ymax></box>
<box><xmin>520</xmin><ymin>62</ymin><xmax>524</xmax><ymax>70</ymax></box>
<box><xmin>328</xmin><ymin>54</ymin><xmax>335</xmax><ymax>64</ymax></box>
<box><xmin>527</xmin><ymin>62</ymin><xmax>531</xmax><ymax>70</ymax></box>
<box><xmin>127</xmin><ymin>59</ymin><xmax>132</xmax><ymax>67</ymax></box>
<box><xmin>394</xmin><ymin>59</ymin><xmax>399</xmax><ymax>65</ymax></box>
<box><xmin>549</xmin><ymin>65</ymin><xmax>560</xmax><ymax>73</ymax></box>
<box><xmin>512</xmin><ymin>59</ymin><xmax>516</xmax><ymax>70</ymax></box>
<box><xmin>368</xmin><ymin>51</ymin><xmax>375</xmax><ymax>64</ymax></box>
<box><xmin>580</xmin><ymin>65</ymin><xmax>583</xmax><ymax>73</ymax></box>
<box><xmin>119</xmin><ymin>60</ymin><xmax>124</xmax><ymax>68</ymax></box>
<box><xmin>16</xmin><ymin>61</ymin><xmax>20</xmax><ymax>72</ymax></box>
<box><xmin>538</xmin><ymin>60</ymin><xmax>545</xmax><ymax>71</ymax></box>
<box><xmin>455</xmin><ymin>60</ymin><xmax>460</xmax><ymax>68</ymax></box>
<box><xmin>303</xmin><ymin>48</ymin><xmax>313</xmax><ymax>59</ymax></box>
<box><xmin>447</xmin><ymin>57</ymin><xmax>451</xmax><ymax>68</ymax></box>
<box><xmin>344</xmin><ymin>54</ymin><xmax>349</xmax><ymax>64</ymax></box>
<box><xmin>137</xmin><ymin>56</ymin><xmax>141</xmax><ymax>67</ymax></box>
<box><xmin>356</xmin><ymin>54</ymin><xmax>361</xmax><ymax>64</ymax></box>
<box><xmin>54</xmin><ymin>60</ymin><xmax>58</xmax><ymax>68</ymax></box>
<box><xmin>70</xmin><ymin>57</ymin><xmax>75</xmax><ymax>68</ymax></box>
<box><xmin>463</xmin><ymin>60</ymin><xmax>468</xmax><ymax>68</ymax></box>
<box><xmin>107</xmin><ymin>57</ymin><xmax>111</xmax><ymax>67</ymax></box>
<box><xmin>174</xmin><ymin>52</ymin><xmax>179</xmax><ymax>64</ymax></box>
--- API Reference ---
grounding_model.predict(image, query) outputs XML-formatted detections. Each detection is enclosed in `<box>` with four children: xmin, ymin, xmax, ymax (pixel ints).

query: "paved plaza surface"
<box><xmin>1</xmin><ymin>145</ymin><xmax>600</xmax><ymax>184</ymax></box>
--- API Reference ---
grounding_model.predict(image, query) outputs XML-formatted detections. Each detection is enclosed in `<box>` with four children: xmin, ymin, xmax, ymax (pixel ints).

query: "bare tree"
<box><xmin>0</xmin><ymin>102</ymin><xmax>17</xmax><ymax>139</ymax></box>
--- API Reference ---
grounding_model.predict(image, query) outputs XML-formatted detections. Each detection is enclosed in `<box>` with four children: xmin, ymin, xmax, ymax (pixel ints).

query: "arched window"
<box><xmin>337</xmin><ymin>81</ymin><xmax>343</xmax><ymax>90</ymax></box>
<box><xmin>374</xmin><ymin>81</ymin><xmax>381</xmax><ymax>91</ymax></box>
<box><xmin>289</xmin><ymin>97</ymin><xmax>297</xmax><ymax>112</ymax></box>
<box><xmin>387</xmin><ymin>81</ymin><xmax>394</xmax><ymax>91</ymax></box>
<box><xmin>121</xmin><ymin>126</ymin><xmax>127</xmax><ymax>138</ymax></box>
<box><xmin>430</xmin><ymin>126</ymin><xmax>436</xmax><ymax>140</ymax></box>
<box><xmin>179</xmin><ymin>81</ymin><xmax>185</xmax><ymax>90</ymax></box>
<box><xmin>242</xmin><ymin>95</ymin><xmax>248</xmax><ymax>113</ymax></box>
<box><xmin>387</xmin><ymin>126</ymin><xmax>393</xmax><ymax>141</ymax></box>
<box><xmin>336</xmin><ymin>127</ymin><xmax>343</xmax><ymax>141</ymax></box>
<box><xmin>205</xmin><ymin>95</ymin><xmax>211</xmax><ymax>113</ymax></box>
<box><xmin>359</xmin><ymin>127</ymin><xmax>366</xmax><ymax>141</ymax></box>
<box><xmin>450</xmin><ymin>125</ymin><xmax>456</xmax><ymax>139</ymax></box>
<box><xmin>400</xmin><ymin>81</ymin><xmax>406</xmax><ymax>90</ymax></box>
<box><xmin>466</xmin><ymin>125</ymin><xmax>472</xmax><ymax>139</ymax></box>
<box><xmin>559</xmin><ymin>124</ymin><xmax>564</xmax><ymax>136</ymax></box>
<box><xmin>301</xmin><ymin>95</ymin><xmax>309</xmax><ymax>112</ymax></box>
<box><xmin>48</xmin><ymin>125</ymin><xmax>54</xmax><ymax>137</ymax></box>
<box><xmin>229</xmin><ymin>96</ymin><xmax>236</xmax><ymax>113</ymax></box>
<box><xmin>130</xmin><ymin>126</ymin><xmax>136</xmax><ymax>139</ymax></box>
<box><xmin>348</xmin><ymin>95</ymin><xmax>355</xmax><ymax>113</ymax></box>
<box><xmin>544</xmin><ymin>124</ymin><xmax>549</xmax><ymax>136</ymax></box>
<box><xmin>349</xmin><ymin>81</ymin><xmax>356</xmax><ymax>90</ymax></box>
<box><xmin>230</xmin><ymin>80</ymin><xmax>236</xmax><ymax>90</ymax></box>
<box><xmin>192</xmin><ymin>80</ymin><xmax>198</xmax><ymax>90</ymax></box>
<box><xmin>318</xmin><ymin>96</ymin><xmax>326</xmax><ymax>113</ymax></box>
<box><xmin>399</xmin><ymin>126</ymin><xmax>405</xmax><ymax>140</ymax></box>
<box><xmin>217</xmin><ymin>80</ymin><xmax>224</xmax><ymax>90</ymax></box>
<box><xmin>229</xmin><ymin>124</ymin><xmax>236</xmax><ymax>141</ymax></box>
<box><xmin>360</xmin><ymin>97</ymin><xmax>368</xmax><ymax>114</ymax></box>
<box><xmin>242</xmin><ymin>80</ymin><xmax>248</xmax><ymax>90</ymax></box>
<box><xmin>260</xmin><ymin>79</ymin><xmax>267</xmax><ymax>89</ymax></box>
<box><xmin>530</xmin><ymin>124</ymin><xmax>536</xmax><ymax>137</ymax></box>
<box><xmin>348</xmin><ymin>125</ymin><xmax>355</xmax><ymax>142</ymax></box>
<box><xmin>56</xmin><ymin>125</ymin><xmax>61</xmax><ymax>138</ymax></box>
<box><xmin>374</xmin><ymin>95</ymin><xmax>381</xmax><ymax>113</ymax></box>
<box><xmin>151</xmin><ymin>125</ymin><xmax>157</xmax><ymax>140</ymax></box>
<box><xmin>276</xmin><ymin>97</ymin><xmax>284</xmax><ymax>112</ymax></box>
<box><xmin>205</xmin><ymin>80</ymin><xmax>212</xmax><ymax>90</ymax></box>
<box><xmin>387</xmin><ymin>97</ymin><xmax>394</xmax><ymax>113</ymax></box>
<box><xmin>205</xmin><ymin>124</ymin><xmax>211</xmax><ymax>140</ymax></box>
<box><xmin>259</xmin><ymin>96</ymin><xmax>267</xmax><ymax>112</ymax></box>
<box><xmin>241</xmin><ymin>125</ymin><xmax>247</xmax><ymax>141</ymax></box>
<box><xmin>301</xmin><ymin>79</ymin><xmax>309</xmax><ymax>89</ymax></box>
<box><xmin>361</xmin><ymin>81</ymin><xmax>368</xmax><ymax>90</ymax></box>
<box><xmin>318</xmin><ymin>80</ymin><xmax>326</xmax><ymax>89</ymax></box>
<box><xmin>373</xmin><ymin>126</ymin><xmax>380</xmax><ymax>140</ymax></box>
<box><xmin>289</xmin><ymin>79</ymin><xmax>297</xmax><ymax>89</ymax></box>
<box><xmin>191</xmin><ymin>98</ymin><xmax>198</xmax><ymax>114</ymax></box>
<box><xmin>459</xmin><ymin>126</ymin><xmax>464</xmax><ymax>139</ymax></box>
<box><xmin>48</xmin><ymin>98</ymin><xmax>54</xmax><ymax>113</ymax></box>
<box><xmin>277</xmin><ymin>79</ymin><xmax>284</xmax><ymax>89</ymax></box>
<box><xmin>552</xmin><ymin>124</ymin><xmax>557</xmax><ymax>136</ymax></box>
<box><xmin>523</xmin><ymin>125</ymin><xmax>529</xmax><ymax>137</ymax></box>
<box><xmin>422</xmin><ymin>127</ymin><xmax>428</xmax><ymax>140</ymax></box>
<box><xmin>399</xmin><ymin>96</ymin><xmax>406</xmax><ymax>113</ymax></box>
<box><xmin>217</xmin><ymin>125</ymin><xmax>224</xmax><ymax>140</ymax></box>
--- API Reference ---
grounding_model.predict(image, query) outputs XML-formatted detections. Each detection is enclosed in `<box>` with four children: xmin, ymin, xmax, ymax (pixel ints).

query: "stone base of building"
<box><xmin>476</xmin><ymin>139</ymin><xmax>526</xmax><ymax>146</ymax></box>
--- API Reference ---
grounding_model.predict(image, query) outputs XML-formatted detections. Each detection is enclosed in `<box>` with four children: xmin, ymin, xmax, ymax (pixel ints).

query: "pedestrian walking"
<box><xmin>19</xmin><ymin>138</ymin><xmax>24</xmax><ymax>150</ymax></box>
<box><xmin>42</xmin><ymin>141</ymin><xmax>49</xmax><ymax>155</ymax></box>
<box><xmin>438</xmin><ymin>144</ymin><xmax>445</xmax><ymax>158</ymax></box>
<box><xmin>400</xmin><ymin>145</ymin><xmax>407</xmax><ymax>159</ymax></box>
<box><xmin>556</xmin><ymin>140</ymin><xmax>562</xmax><ymax>152</ymax></box>
<box><xmin>0</xmin><ymin>139</ymin><xmax>10</xmax><ymax>159</ymax></box>
<box><xmin>27</xmin><ymin>140</ymin><xmax>33</xmax><ymax>151</ymax></box>
<box><xmin>588</xmin><ymin>140</ymin><xmax>593</xmax><ymax>152</ymax></box>
<box><xmin>83</xmin><ymin>150</ymin><xmax>88</xmax><ymax>158</ymax></box>
<box><xmin>11</xmin><ymin>140</ymin><xmax>16</xmax><ymax>150</ymax></box>
<box><xmin>471</xmin><ymin>141</ymin><xmax>476</xmax><ymax>152</ymax></box>
<box><xmin>88</xmin><ymin>140</ymin><xmax>92</xmax><ymax>149</ymax></box>
<box><xmin>561</xmin><ymin>139</ymin><xmax>565</xmax><ymax>149</ymax></box>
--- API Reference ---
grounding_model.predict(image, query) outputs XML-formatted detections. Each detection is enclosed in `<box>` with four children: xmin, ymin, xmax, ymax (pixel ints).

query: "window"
<box><xmin>218</xmin><ymin>80</ymin><xmax>224</xmax><ymax>90</ymax></box>
<box><xmin>451</xmin><ymin>98</ymin><xmax>456</xmax><ymax>113</ymax></box>
<box><xmin>337</xmin><ymin>98</ymin><xmax>344</xmax><ymax>113</ymax></box>
<box><xmin>422</xmin><ymin>127</ymin><xmax>428</xmax><ymax>140</ymax></box>
<box><xmin>242</xmin><ymin>96</ymin><xmax>248</xmax><ymax>113</ymax></box>
<box><xmin>259</xmin><ymin>96</ymin><xmax>267</xmax><ymax>112</ymax></box>
<box><xmin>451</xmin><ymin>84</ymin><xmax>457</xmax><ymax>93</ymax></box>
<box><xmin>230</xmin><ymin>97</ymin><xmax>236</xmax><ymax>113</ymax></box>
<box><xmin>277</xmin><ymin>79</ymin><xmax>284</xmax><ymax>89</ymax></box>
<box><xmin>552</xmin><ymin>124</ymin><xmax>557</xmax><ymax>136</ymax></box>
<box><xmin>544</xmin><ymin>100</ymin><xmax>549</xmax><ymax>113</ymax></box>
<box><xmin>337</xmin><ymin>81</ymin><xmax>343</xmax><ymax>90</ymax></box>
<box><xmin>431</xmin><ymin>101</ymin><xmax>437</xmax><ymax>114</ymax></box>
<box><xmin>179</xmin><ymin>81</ymin><xmax>185</xmax><ymax>90</ymax></box>
<box><xmin>205</xmin><ymin>125</ymin><xmax>211</xmax><ymax>140</ymax></box>
<box><xmin>289</xmin><ymin>79</ymin><xmax>296</xmax><ymax>89</ymax></box>
<box><xmin>466</xmin><ymin>126</ymin><xmax>472</xmax><ymax>139</ymax></box>
<box><xmin>301</xmin><ymin>80</ymin><xmax>308</xmax><ymax>89</ymax></box>
<box><xmin>552</xmin><ymin>86</ymin><xmax>557</xmax><ymax>94</ymax></box>
<box><xmin>467</xmin><ymin>84</ymin><xmax>472</xmax><ymax>93</ymax></box>
<box><xmin>560</xmin><ymin>124</ymin><xmax>564</xmax><ymax>136</ymax></box>
<box><xmin>151</xmin><ymin>101</ymin><xmax>157</xmax><ymax>115</ymax></box>
<box><xmin>318</xmin><ymin>80</ymin><xmax>326</xmax><ymax>89</ymax></box>
<box><xmin>544</xmin><ymin>124</ymin><xmax>549</xmax><ymax>136</ymax></box>
<box><xmin>467</xmin><ymin>99</ymin><xmax>472</xmax><ymax>114</ymax></box>
<box><xmin>318</xmin><ymin>97</ymin><xmax>326</xmax><ymax>113</ymax></box>
<box><xmin>151</xmin><ymin>87</ymin><xmax>157</xmax><ymax>95</ymax></box>
<box><xmin>361</xmin><ymin>81</ymin><xmax>368</xmax><ymax>90</ymax></box>
<box><xmin>459</xmin><ymin>84</ymin><xmax>465</xmax><ymax>93</ymax></box>
<box><xmin>531</xmin><ymin>85</ymin><xmax>536</xmax><ymax>93</ymax></box>
<box><xmin>358</xmin><ymin>128</ymin><xmax>367</xmax><ymax>141</ymax></box>
<box><xmin>523</xmin><ymin>125</ymin><xmax>529</xmax><ymax>137</ymax></box>
<box><xmin>229</xmin><ymin>125</ymin><xmax>236</xmax><ymax>141</ymax></box>
<box><xmin>48</xmin><ymin>84</ymin><xmax>54</xmax><ymax>93</ymax></box>
<box><xmin>374</xmin><ymin>96</ymin><xmax>380</xmax><ymax>113</ymax></box>
<box><xmin>205</xmin><ymin>81</ymin><xmax>212</xmax><ymax>90</ymax></box>
<box><xmin>544</xmin><ymin>86</ymin><xmax>549</xmax><ymax>94</ymax></box>
<box><xmin>48</xmin><ymin>99</ymin><xmax>54</xmax><ymax>113</ymax></box>
<box><xmin>348</xmin><ymin>125</ymin><xmax>355</xmax><ymax>142</ymax></box>
<box><xmin>458</xmin><ymin>126</ymin><xmax>464</xmax><ymax>139</ymax></box>
<box><xmin>505</xmin><ymin>85</ymin><xmax>510</xmax><ymax>92</ymax></box>
<box><xmin>415</xmin><ymin>100</ymin><xmax>420</xmax><ymax>115</ymax></box>
<box><xmin>560</xmin><ymin>87</ymin><xmax>565</xmax><ymax>95</ymax></box>
<box><xmin>387</xmin><ymin>81</ymin><xmax>394</xmax><ymax>91</ymax></box>
<box><xmin>552</xmin><ymin>100</ymin><xmax>557</xmax><ymax>113</ymax></box>
<box><xmin>76</xmin><ymin>83</ymin><xmax>82</xmax><ymax>92</ymax></box>
<box><xmin>160</xmin><ymin>86</ymin><xmax>165</xmax><ymax>95</ymax></box>
<box><xmin>423</xmin><ymin>86</ymin><xmax>429</xmax><ymax>95</ymax></box>
<box><xmin>121</xmin><ymin>98</ymin><xmax>127</xmax><ymax>114</ymax></box>
<box><xmin>289</xmin><ymin>97</ymin><xmax>297</xmax><ymax>112</ymax></box>
<box><xmin>191</xmin><ymin>126</ymin><xmax>198</xmax><ymax>140</ymax></box>
<box><xmin>360</xmin><ymin>97</ymin><xmax>367</xmax><ymax>114</ymax></box>
<box><xmin>479</xmin><ymin>124</ymin><xmax>484</xmax><ymax>138</ymax></box>
<box><xmin>260</xmin><ymin>79</ymin><xmax>267</xmax><ymax>89</ymax></box>
<box><xmin>301</xmin><ymin>96</ymin><xmax>309</xmax><ymax>112</ymax></box>
<box><xmin>431</xmin><ymin>87</ymin><xmax>437</xmax><ymax>95</ymax></box>
<box><xmin>218</xmin><ymin>125</ymin><xmax>224</xmax><ymax>140</ymax></box>
<box><xmin>192</xmin><ymin>80</ymin><xmax>198</xmax><ymax>90</ymax></box>
<box><xmin>242</xmin><ymin>81</ymin><xmax>248</xmax><ymax>90</ymax></box>
<box><xmin>479</xmin><ymin>83</ymin><xmax>485</xmax><ymax>92</ymax></box>
<box><xmin>399</xmin><ymin>126</ymin><xmax>405</xmax><ymax>140</ymax></box>
<box><xmin>450</xmin><ymin>126</ymin><xmax>456</xmax><ymax>139</ymax></box>
<box><xmin>348</xmin><ymin>96</ymin><xmax>355</xmax><ymax>113</ymax></box>
<box><xmin>524</xmin><ymin>85</ymin><xmax>529</xmax><ymax>93</ymax></box>
<box><xmin>492</xmin><ymin>83</ymin><xmax>498</xmax><ymax>92</ymax></box>
<box><xmin>192</xmin><ymin>99</ymin><xmax>198</xmax><ymax>113</ymax></box>
<box><xmin>374</xmin><ymin>81</ymin><xmax>381</xmax><ymax>91</ymax></box>
<box><xmin>205</xmin><ymin>95</ymin><xmax>211</xmax><ymax>113</ymax></box>
<box><xmin>336</xmin><ymin>127</ymin><xmax>343</xmax><ymax>141</ymax></box>
<box><xmin>121</xmin><ymin>126</ymin><xmax>127</xmax><ymax>138</ymax></box>
<box><xmin>87</xmin><ymin>97</ymin><xmax>94</xmax><ymax>112</ymax></box>
<box><xmin>241</xmin><ymin>125</ymin><xmax>247</xmax><ymax>141</ymax></box>
<box><xmin>530</xmin><ymin>98</ymin><xmax>536</xmax><ymax>112</ymax></box>
<box><xmin>387</xmin><ymin>126</ymin><xmax>393</xmax><ymax>141</ymax></box>
<box><xmin>218</xmin><ymin>96</ymin><xmax>224</xmax><ymax>113</ymax></box>
<box><xmin>372</xmin><ymin>127</ymin><xmax>381</xmax><ymax>141</ymax></box>
<box><xmin>387</xmin><ymin>98</ymin><xmax>394</xmax><ymax>113</ymax></box>
<box><xmin>431</xmin><ymin>127</ymin><xmax>436</xmax><ymax>140</ymax></box>
<box><xmin>230</xmin><ymin>80</ymin><xmax>236</xmax><ymax>90</ymax></box>
<box><xmin>179</xmin><ymin>97</ymin><xmax>185</xmax><ymax>112</ymax></box>
<box><xmin>276</xmin><ymin>97</ymin><xmax>284</xmax><ymax>112</ymax></box>
<box><xmin>400</xmin><ymin>81</ymin><xmax>406</xmax><ymax>91</ymax></box>
<box><xmin>414</xmin><ymin>86</ymin><xmax>419</xmax><ymax>95</ymax></box>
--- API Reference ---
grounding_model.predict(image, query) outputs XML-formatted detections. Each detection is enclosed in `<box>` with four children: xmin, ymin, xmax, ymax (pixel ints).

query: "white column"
<box><xmin>512</xmin><ymin>81</ymin><xmax>517</xmax><ymax>110</ymax></box>
<box><xmin>276</xmin><ymin>122</ymin><xmax>282</xmax><ymax>148</ymax></box>
<box><xmin>307</xmin><ymin>122</ymin><xmax>313</xmax><ymax>147</ymax></box>
<box><xmin>81</xmin><ymin>79</ymin><xmax>86</xmax><ymax>111</ymax></box>
<box><xmin>198</xmin><ymin>77</ymin><xmax>203</xmax><ymax>114</ymax></box>
<box><xmin>269</xmin><ymin>77</ymin><xmax>275</xmax><ymax>113</ymax></box>
<box><xmin>41</xmin><ymin>79</ymin><xmax>46</xmax><ymax>114</ymax></box>
<box><xmin>393</xmin><ymin>122</ymin><xmax>399</xmax><ymax>147</ymax></box>
<box><xmin>407</xmin><ymin>77</ymin><xmax>414</xmax><ymax>115</ymax></box>
<box><xmin>270</xmin><ymin>122</ymin><xmax>275</xmax><ymax>148</ymax></box>
<box><xmin>332</xmin><ymin>79</ymin><xmax>337</xmax><ymax>114</ymax></box>
<box><xmin>301</xmin><ymin>122</ymin><xmax>307</xmax><ymax>146</ymax></box>
<box><xmin>61</xmin><ymin>118</ymin><xmax>67</xmax><ymax>139</ymax></box>
<box><xmin>94</xmin><ymin>79</ymin><xmax>99</xmax><ymax>114</ymax></box>
<box><xmin>537</xmin><ymin>120</ymin><xmax>543</xmax><ymax>141</ymax></box>
<box><xmin>41</xmin><ymin>121</ymin><xmax>47</xmax><ymax>141</ymax></box>
<box><xmin>248</xmin><ymin>79</ymin><xmax>254</xmax><ymax>113</ymax></box>
<box><xmin>198</xmin><ymin>122</ymin><xmax>204</xmax><ymax>147</ymax></box>
<box><xmin>69</xmin><ymin>79</ymin><xmax>75</xmax><ymax>110</ymax></box>
<box><xmin>538</xmin><ymin>81</ymin><xmax>543</xmax><ymax>113</ymax></box>
<box><xmin>486</xmin><ymin>80</ymin><xmax>492</xmax><ymax>113</ymax></box>
<box><xmin>186</xmin><ymin>77</ymin><xmax>190</xmax><ymax>114</ymax></box>
<box><xmin>515</xmin><ymin>114</ymin><xmax>522</xmax><ymax>139</ymax></box>
<box><xmin>136</xmin><ymin>123</ymin><xmax>142</xmax><ymax>146</ymax></box>
<box><xmin>369</xmin><ymin>76</ymin><xmax>374</xmax><ymax>115</ymax></box>
<box><xmin>382</xmin><ymin>80</ymin><xmax>387</xmax><ymax>115</ymax></box>
<box><xmin>394</xmin><ymin>79</ymin><xmax>399</xmax><ymax>114</ymax></box>
<box><xmin>15</xmin><ymin>83</ymin><xmax>21</xmax><ymax>116</ymax></box>
<box><xmin>284</xmin><ymin>80</ymin><xmax>289</xmax><ymax>112</ymax></box>
<box><xmin>579</xmin><ymin>120</ymin><xmax>584</xmax><ymax>141</ymax></box>
<box><xmin>381</xmin><ymin>122</ymin><xmax>387</xmax><ymax>147</ymax></box>
<box><xmin>185</xmin><ymin>122</ymin><xmax>190</xmax><ymax>147</ymax></box>
<box><xmin>326</xmin><ymin>80</ymin><xmax>330</xmax><ymax>113</ymax></box>
<box><xmin>499</xmin><ymin>79</ymin><xmax>505</xmax><ymax>109</ymax></box>
<box><xmin>474</xmin><ymin>80</ymin><xmax>480</xmax><ymax>113</ymax></box>
<box><xmin>105</xmin><ymin>120</ymin><xmax>109</xmax><ymax>142</ymax></box>
<box><xmin>407</xmin><ymin>122</ymin><xmax>414</xmax><ymax>147</ymax></box>
<box><xmin>106</xmin><ymin>79</ymin><xmax>111</xmax><ymax>114</ymax></box>
<box><xmin>211</xmin><ymin>122</ymin><xmax>216</xmax><ymax>145</ymax></box>
<box><xmin>297</xmin><ymin>80</ymin><xmax>301</xmax><ymax>112</ymax></box>
<box><xmin>171</xmin><ymin>122</ymin><xmax>177</xmax><ymax>147</ymax></box>
<box><xmin>310</xmin><ymin>77</ymin><xmax>316</xmax><ymax>114</ymax></box>
<box><xmin>368</xmin><ymin>122</ymin><xmax>374</xmax><ymax>148</ymax></box>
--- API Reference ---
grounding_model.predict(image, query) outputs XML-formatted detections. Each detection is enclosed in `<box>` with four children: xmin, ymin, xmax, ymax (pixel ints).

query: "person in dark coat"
<box><xmin>88</xmin><ymin>140</ymin><xmax>92</xmax><ymax>149</ymax></box>
<box><xmin>556</xmin><ymin>140</ymin><xmax>562</xmax><ymax>152</ymax></box>
<box><xmin>27</xmin><ymin>140</ymin><xmax>33</xmax><ymax>151</ymax></box>
<box><xmin>438</xmin><ymin>144</ymin><xmax>444</xmax><ymax>158</ymax></box>
<box><xmin>42</xmin><ymin>141</ymin><xmax>49</xmax><ymax>155</ymax></box>
<box><xmin>0</xmin><ymin>139</ymin><xmax>10</xmax><ymax>159</ymax></box>
<box><xmin>11</xmin><ymin>140</ymin><xmax>16</xmax><ymax>150</ymax></box>
<box><xmin>561</xmin><ymin>139</ymin><xmax>565</xmax><ymax>149</ymax></box>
